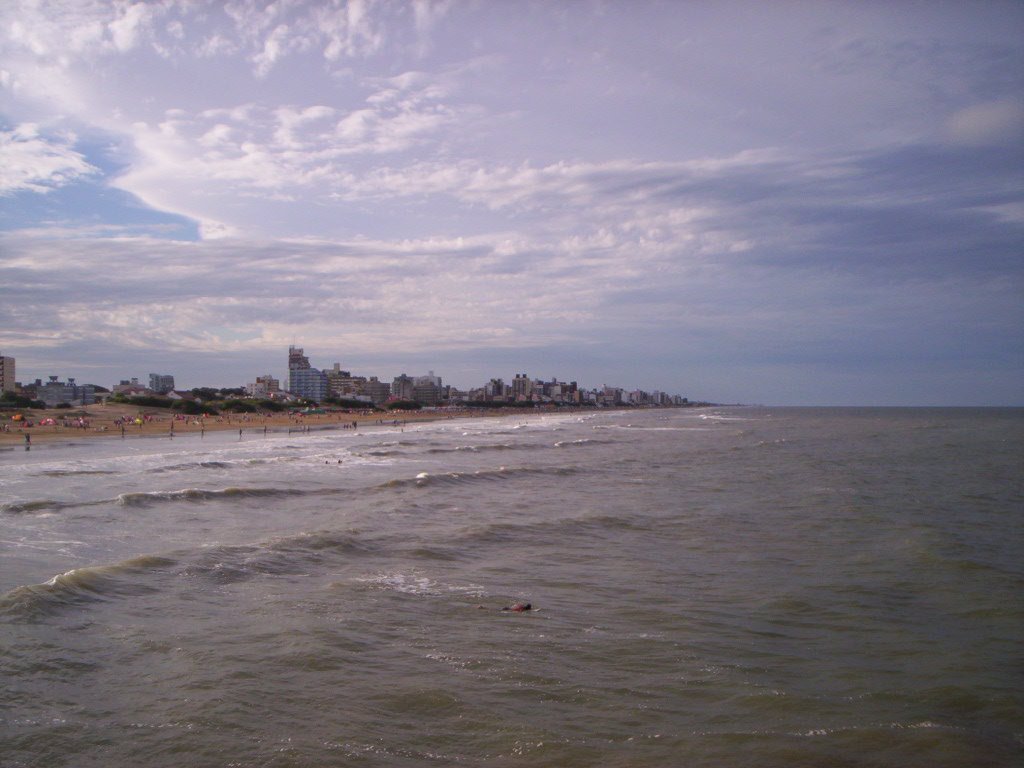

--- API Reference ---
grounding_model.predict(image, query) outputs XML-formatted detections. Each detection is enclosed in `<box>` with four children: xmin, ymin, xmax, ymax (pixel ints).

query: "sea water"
<box><xmin>1</xmin><ymin>407</ymin><xmax>1021</xmax><ymax>767</ymax></box>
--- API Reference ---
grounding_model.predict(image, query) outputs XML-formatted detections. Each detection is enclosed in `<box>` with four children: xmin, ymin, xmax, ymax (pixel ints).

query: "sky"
<box><xmin>1</xmin><ymin>0</ymin><xmax>1022</xmax><ymax>405</ymax></box>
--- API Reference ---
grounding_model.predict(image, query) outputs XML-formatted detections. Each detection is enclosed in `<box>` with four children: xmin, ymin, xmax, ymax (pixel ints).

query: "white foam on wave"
<box><xmin>792</xmin><ymin>720</ymin><xmax>950</xmax><ymax>738</ymax></box>
<box><xmin>356</xmin><ymin>571</ymin><xmax>485</xmax><ymax>597</ymax></box>
<box><xmin>699</xmin><ymin>413</ymin><xmax>752</xmax><ymax>422</ymax></box>
<box><xmin>593</xmin><ymin>424</ymin><xmax>711</xmax><ymax>432</ymax></box>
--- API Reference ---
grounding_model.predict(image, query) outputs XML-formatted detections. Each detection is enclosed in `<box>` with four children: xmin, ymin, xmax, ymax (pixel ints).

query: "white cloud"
<box><xmin>107</xmin><ymin>1</ymin><xmax>154</xmax><ymax>52</ymax></box>
<box><xmin>945</xmin><ymin>99</ymin><xmax>1024</xmax><ymax>146</ymax></box>
<box><xmin>0</xmin><ymin>124</ymin><xmax>96</xmax><ymax>194</ymax></box>
<box><xmin>317</xmin><ymin>0</ymin><xmax>384</xmax><ymax>61</ymax></box>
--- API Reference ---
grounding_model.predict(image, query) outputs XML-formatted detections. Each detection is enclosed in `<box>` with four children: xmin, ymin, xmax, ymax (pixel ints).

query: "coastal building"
<box><xmin>246</xmin><ymin>375</ymin><xmax>281</xmax><ymax>399</ymax></box>
<box><xmin>512</xmin><ymin>373</ymin><xmax>533</xmax><ymax>400</ymax></box>
<box><xmin>410</xmin><ymin>372</ymin><xmax>443</xmax><ymax>406</ymax></box>
<box><xmin>391</xmin><ymin>374</ymin><xmax>415</xmax><ymax>401</ymax></box>
<box><xmin>287</xmin><ymin>346</ymin><xmax>328</xmax><ymax>402</ymax></box>
<box><xmin>37</xmin><ymin>376</ymin><xmax>96</xmax><ymax>407</ymax></box>
<box><xmin>446</xmin><ymin>387</ymin><xmax>468</xmax><ymax>403</ymax></box>
<box><xmin>0</xmin><ymin>352</ymin><xmax>13</xmax><ymax>393</ymax></box>
<box><xmin>600</xmin><ymin>386</ymin><xmax>625</xmax><ymax>406</ymax></box>
<box><xmin>412</xmin><ymin>381</ymin><xmax>442</xmax><ymax>406</ymax></box>
<box><xmin>363</xmin><ymin>377</ymin><xmax>391</xmax><ymax>406</ymax></box>
<box><xmin>417</xmin><ymin>371</ymin><xmax>442</xmax><ymax>388</ymax></box>
<box><xmin>113</xmin><ymin>378</ymin><xmax>151</xmax><ymax>397</ymax></box>
<box><xmin>325</xmin><ymin>364</ymin><xmax>367</xmax><ymax>399</ymax></box>
<box><xmin>149</xmin><ymin>373</ymin><xmax>175</xmax><ymax>394</ymax></box>
<box><xmin>273</xmin><ymin>344</ymin><xmax>689</xmax><ymax>411</ymax></box>
<box><xmin>288</xmin><ymin>346</ymin><xmax>310</xmax><ymax>370</ymax></box>
<box><xmin>487</xmin><ymin>378</ymin><xmax>507</xmax><ymax>400</ymax></box>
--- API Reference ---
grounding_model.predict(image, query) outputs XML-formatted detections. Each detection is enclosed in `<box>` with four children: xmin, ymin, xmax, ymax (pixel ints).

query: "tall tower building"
<box><xmin>288</xmin><ymin>346</ymin><xmax>311</xmax><ymax>370</ymax></box>
<box><xmin>391</xmin><ymin>374</ymin><xmax>415</xmax><ymax>401</ymax></box>
<box><xmin>512</xmin><ymin>373</ymin><xmax>533</xmax><ymax>400</ymax></box>
<box><xmin>0</xmin><ymin>352</ymin><xmax>14</xmax><ymax>393</ymax></box>
<box><xmin>287</xmin><ymin>345</ymin><xmax>327</xmax><ymax>402</ymax></box>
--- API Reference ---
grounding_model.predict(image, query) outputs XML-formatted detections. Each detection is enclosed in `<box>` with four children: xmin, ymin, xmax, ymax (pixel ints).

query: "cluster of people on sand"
<box><xmin>1</xmin><ymin>417</ymin><xmax>90</xmax><ymax>430</ymax></box>
<box><xmin>172</xmin><ymin>414</ymin><xmax>206</xmax><ymax>425</ymax></box>
<box><xmin>58</xmin><ymin>417</ymin><xmax>90</xmax><ymax>429</ymax></box>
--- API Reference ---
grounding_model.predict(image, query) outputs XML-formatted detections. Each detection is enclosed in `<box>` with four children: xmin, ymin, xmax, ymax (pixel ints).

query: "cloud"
<box><xmin>0</xmin><ymin>124</ymin><xmax>97</xmax><ymax>194</ymax></box>
<box><xmin>945</xmin><ymin>99</ymin><xmax>1024</xmax><ymax>146</ymax></box>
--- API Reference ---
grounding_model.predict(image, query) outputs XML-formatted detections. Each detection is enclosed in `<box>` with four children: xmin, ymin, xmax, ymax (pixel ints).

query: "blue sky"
<box><xmin>1</xmin><ymin>0</ymin><xmax>1021</xmax><ymax>405</ymax></box>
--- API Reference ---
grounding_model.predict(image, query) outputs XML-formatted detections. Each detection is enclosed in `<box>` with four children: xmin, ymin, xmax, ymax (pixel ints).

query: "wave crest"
<box><xmin>0</xmin><ymin>555</ymin><xmax>176</xmax><ymax>619</ymax></box>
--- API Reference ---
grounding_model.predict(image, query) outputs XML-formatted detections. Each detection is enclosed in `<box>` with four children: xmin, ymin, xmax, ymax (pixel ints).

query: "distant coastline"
<box><xmin>0</xmin><ymin>401</ymin><xmax>700</xmax><ymax>448</ymax></box>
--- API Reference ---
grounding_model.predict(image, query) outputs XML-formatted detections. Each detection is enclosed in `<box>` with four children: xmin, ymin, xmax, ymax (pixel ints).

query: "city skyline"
<box><xmin>1</xmin><ymin>2</ymin><xmax>1022</xmax><ymax>406</ymax></box>
<box><xmin>4</xmin><ymin>345</ymin><xmax>689</xmax><ymax>406</ymax></box>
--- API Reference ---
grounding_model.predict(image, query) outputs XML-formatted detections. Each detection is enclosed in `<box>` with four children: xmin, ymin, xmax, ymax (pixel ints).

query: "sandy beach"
<box><xmin>0</xmin><ymin>402</ymin><xmax>520</xmax><ymax>447</ymax></box>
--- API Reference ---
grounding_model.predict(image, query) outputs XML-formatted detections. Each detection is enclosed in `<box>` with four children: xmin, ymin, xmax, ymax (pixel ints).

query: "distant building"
<box><xmin>512</xmin><ymin>373</ymin><xmax>533</xmax><ymax>401</ymax></box>
<box><xmin>599</xmin><ymin>386</ymin><xmax>625</xmax><ymax>406</ymax></box>
<box><xmin>113</xmin><ymin>378</ymin><xmax>152</xmax><ymax>397</ymax></box>
<box><xmin>411</xmin><ymin>371</ymin><xmax>443</xmax><ymax>406</ymax></box>
<box><xmin>486</xmin><ymin>378</ymin><xmax>507</xmax><ymax>400</ymax></box>
<box><xmin>0</xmin><ymin>352</ymin><xmax>13</xmax><ymax>393</ymax></box>
<box><xmin>37</xmin><ymin>376</ymin><xmax>95</xmax><ymax>407</ymax></box>
<box><xmin>412</xmin><ymin>381</ymin><xmax>442</xmax><ymax>406</ymax></box>
<box><xmin>391</xmin><ymin>374</ymin><xmax>415</xmax><ymax>401</ymax></box>
<box><xmin>246</xmin><ymin>375</ymin><xmax>281</xmax><ymax>399</ymax></box>
<box><xmin>149</xmin><ymin>373</ymin><xmax>175</xmax><ymax>394</ymax></box>
<box><xmin>287</xmin><ymin>346</ymin><xmax>327</xmax><ymax>402</ymax></box>
<box><xmin>417</xmin><ymin>370</ymin><xmax>442</xmax><ymax>388</ymax></box>
<box><xmin>447</xmin><ymin>387</ymin><xmax>469</xmax><ymax>403</ymax></box>
<box><xmin>325</xmin><ymin>364</ymin><xmax>368</xmax><ymax>399</ymax></box>
<box><xmin>363</xmin><ymin>377</ymin><xmax>391</xmax><ymax>405</ymax></box>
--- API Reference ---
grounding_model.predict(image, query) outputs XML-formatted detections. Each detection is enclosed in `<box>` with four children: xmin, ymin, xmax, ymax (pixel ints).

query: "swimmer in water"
<box><xmin>501</xmin><ymin>602</ymin><xmax>532</xmax><ymax>612</ymax></box>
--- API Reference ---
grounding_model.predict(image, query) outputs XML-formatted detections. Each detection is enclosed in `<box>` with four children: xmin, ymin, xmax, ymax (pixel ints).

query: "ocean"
<box><xmin>1</xmin><ymin>406</ymin><xmax>1021</xmax><ymax>767</ymax></box>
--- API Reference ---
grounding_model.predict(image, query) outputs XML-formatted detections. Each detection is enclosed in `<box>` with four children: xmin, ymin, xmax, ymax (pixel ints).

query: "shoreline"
<box><xmin>0</xmin><ymin>402</ymin><xmax>598</xmax><ymax>449</ymax></box>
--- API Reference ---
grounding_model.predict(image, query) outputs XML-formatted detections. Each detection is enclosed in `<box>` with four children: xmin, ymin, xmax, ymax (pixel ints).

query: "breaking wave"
<box><xmin>115</xmin><ymin>487</ymin><xmax>317</xmax><ymax>507</ymax></box>
<box><xmin>377</xmin><ymin>465</ymin><xmax>583</xmax><ymax>491</ymax></box>
<box><xmin>0</xmin><ymin>530</ymin><xmax>372</xmax><ymax>619</ymax></box>
<box><xmin>1</xmin><ymin>498</ymin><xmax>105</xmax><ymax>515</ymax></box>
<box><xmin>152</xmin><ymin>461</ymin><xmax>233</xmax><ymax>473</ymax></box>
<box><xmin>423</xmin><ymin>443</ymin><xmax>519</xmax><ymax>454</ymax></box>
<box><xmin>0</xmin><ymin>555</ymin><xmax>176</xmax><ymax>619</ymax></box>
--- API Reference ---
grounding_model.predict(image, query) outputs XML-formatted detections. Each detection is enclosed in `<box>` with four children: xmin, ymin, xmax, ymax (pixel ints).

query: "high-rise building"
<box><xmin>287</xmin><ymin>346</ymin><xmax>327</xmax><ymax>402</ymax></box>
<box><xmin>325</xmin><ymin>364</ymin><xmax>367</xmax><ymax>398</ymax></box>
<box><xmin>512</xmin><ymin>373</ymin><xmax>533</xmax><ymax>400</ymax></box>
<box><xmin>485</xmin><ymin>378</ymin><xmax>506</xmax><ymax>400</ymax></box>
<box><xmin>288</xmin><ymin>346</ymin><xmax>311</xmax><ymax>370</ymax></box>
<box><xmin>363</xmin><ymin>377</ymin><xmax>391</xmax><ymax>405</ymax></box>
<box><xmin>0</xmin><ymin>352</ymin><xmax>14</xmax><ymax>393</ymax></box>
<box><xmin>149</xmin><ymin>373</ymin><xmax>175</xmax><ymax>394</ymax></box>
<box><xmin>391</xmin><ymin>374</ymin><xmax>415</xmax><ymax>401</ymax></box>
<box><xmin>412</xmin><ymin>381</ymin><xmax>441</xmax><ymax>406</ymax></box>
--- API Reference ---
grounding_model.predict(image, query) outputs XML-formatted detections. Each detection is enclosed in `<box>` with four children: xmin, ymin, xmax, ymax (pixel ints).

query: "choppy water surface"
<box><xmin>1</xmin><ymin>407</ymin><xmax>1021</xmax><ymax>767</ymax></box>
